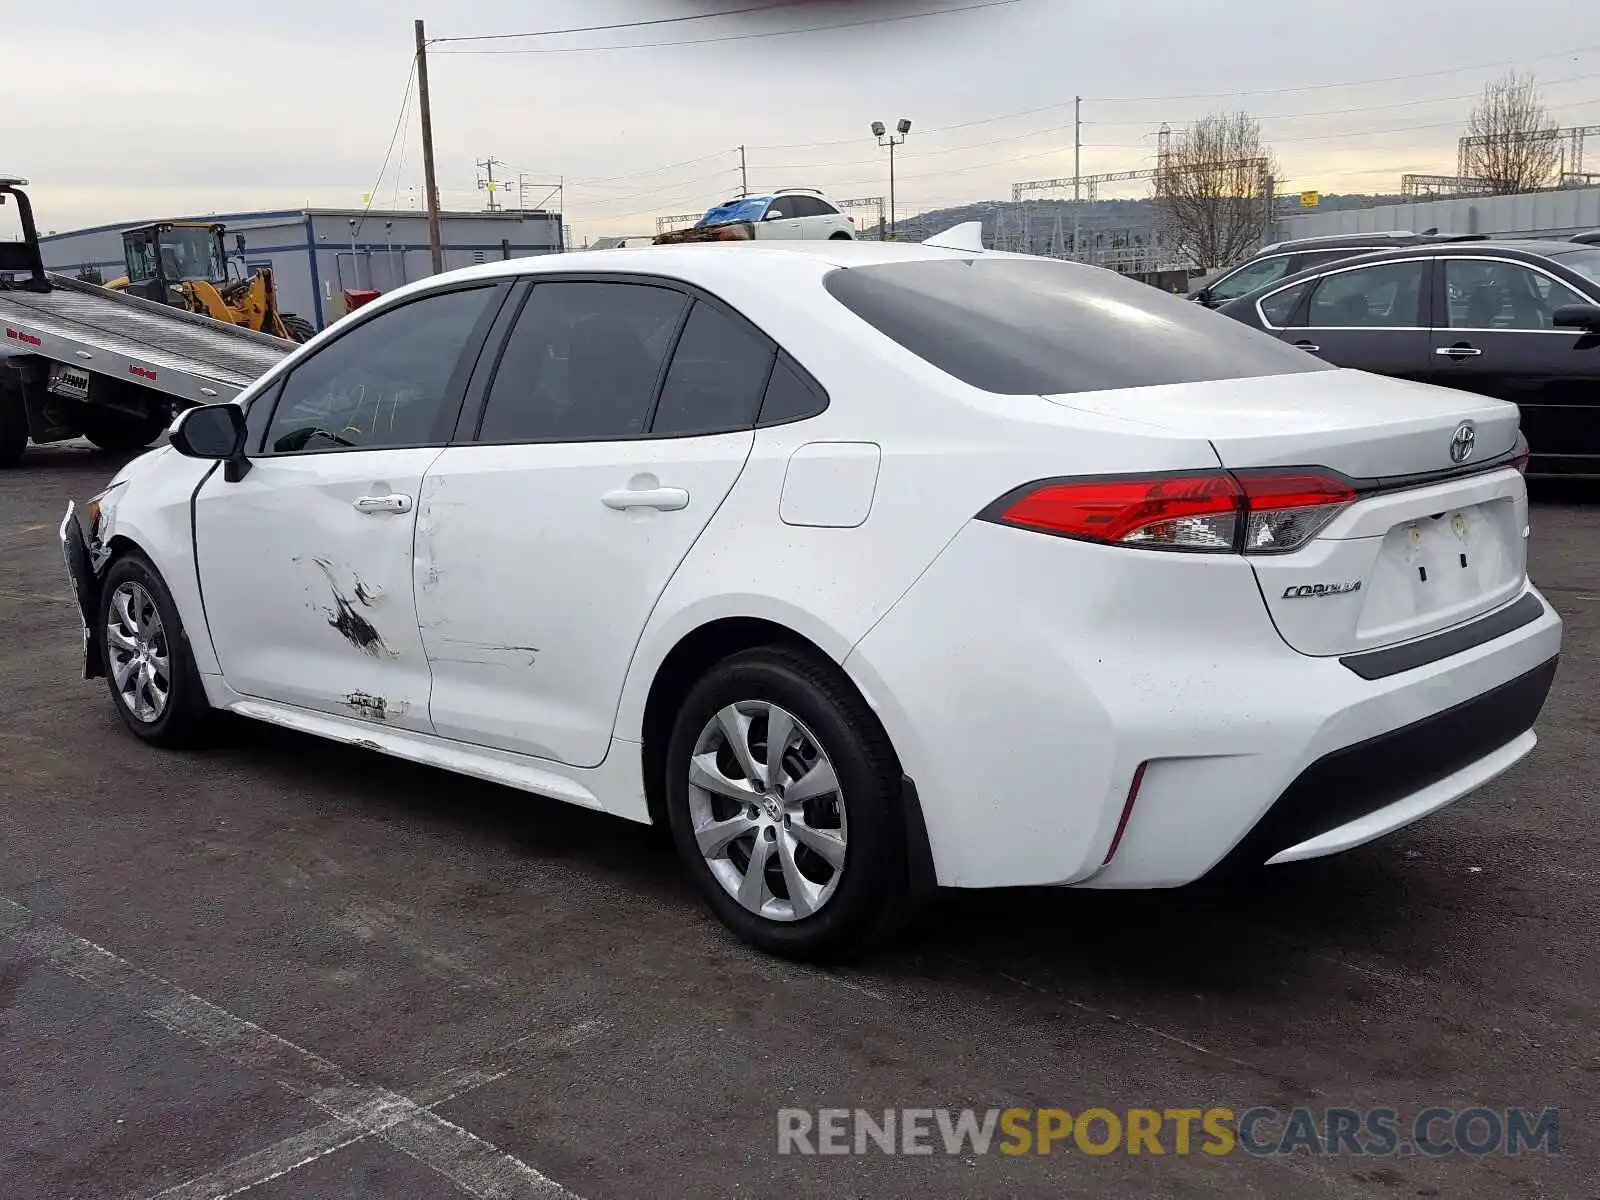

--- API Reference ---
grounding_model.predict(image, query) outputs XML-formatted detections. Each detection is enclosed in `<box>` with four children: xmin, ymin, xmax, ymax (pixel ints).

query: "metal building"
<box><xmin>1274</xmin><ymin>187</ymin><xmax>1600</xmax><ymax>243</ymax></box>
<box><xmin>38</xmin><ymin>207</ymin><xmax>564</xmax><ymax>331</ymax></box>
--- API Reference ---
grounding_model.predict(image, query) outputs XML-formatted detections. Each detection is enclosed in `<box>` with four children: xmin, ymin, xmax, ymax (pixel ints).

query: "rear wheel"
<box><xmin>829</xmin><ymin>231</ymin><xmax>853</xmax><ymax>240</ymax></box>
<box><xmin>98</xmin><ymin>552</ymin><xmax>211</xmax><ymax>747</ymax></box>
<box><xmin>79</xmin><ymin>406</ymin><xmax>168</xmax><ymax>453</ymax></box>
<box><xmin>0</xmin><ymin>379</ymin><xmax>26</xmax><ymax>467</ymax></box>
<box><xmin>281</xmin><ymin>313</ymin><xmax>316</xmax><ymax>343</ymax></box>
<box><xmin>664</xmin><ymin>645</ymin><xmax>911</xmax><ymax>960</ymax></box>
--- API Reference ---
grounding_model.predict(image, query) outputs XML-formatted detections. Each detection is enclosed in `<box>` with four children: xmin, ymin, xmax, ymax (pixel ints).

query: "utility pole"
<box><xmin>415</xmin><ymin>18</ymin><xmax>443</xmax><ymax>275</ymax></box>
<box><xmin>739</xmin><ymin>145</ymin><xmax>748</xmax><ymax>197</ymax></box>
<box><xmin>477</xmin><ymin>156</ymin><xmax>504</xmax><ymax>211</ymax></box>
<box><xmin>1072</xmin><ymin>95</ymin><xmax>1082</xmax><ymax>259</ymax></box>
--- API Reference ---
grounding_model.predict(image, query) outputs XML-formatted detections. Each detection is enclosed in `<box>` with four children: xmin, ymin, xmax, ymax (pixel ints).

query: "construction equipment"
<box><xmin>1</xmin><ymin>177</ymin><xmax>290</xmax><ymax>466</ymax></box>
<box><xmin>107</xmin><ymin>220</ymin><xmax>316</xmax><ymax>343</ymax></box>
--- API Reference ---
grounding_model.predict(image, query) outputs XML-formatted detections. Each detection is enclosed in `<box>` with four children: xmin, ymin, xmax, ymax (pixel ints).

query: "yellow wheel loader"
<box><xmin>106</xmin><ymin>221</ymin><xmax>315</xmax><ymax>342</ymax></box>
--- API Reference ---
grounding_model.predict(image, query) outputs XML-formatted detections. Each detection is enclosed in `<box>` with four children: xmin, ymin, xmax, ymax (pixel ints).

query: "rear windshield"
<box><xmin>823</xmin><ymin>257</ymin><xmax>1335</xmax><ymax>395</ymax></box>
<box><xmin>698</xmin><ymin>197</ymin><xmax>771</xmax><ymax>226</ymax></box>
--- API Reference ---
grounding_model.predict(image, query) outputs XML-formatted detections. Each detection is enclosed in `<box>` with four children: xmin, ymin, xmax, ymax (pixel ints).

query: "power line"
<box><xmin>566</xmin><ymin>150</ymin><xmax>737</xmax><ymax>188</ymax></box>
<box><xmin>431</xmin><ymin>2</ymin><xmax>818</xmax><ymax>44</ymax></box>
<box><xmin>431</xmin><ymin>0</ymin><xmax>1019</xmax><ymax>55</ymax></box>
<box><xmin>356</xmin><ymin>52</ymin><xmax>418</xmax><ymax>235</ymax></box>
<box><xmin>1087</xmin><ymin>42</ymin><xmax>1600</xmax><ymax>103</ymax></box>
<box><xmin>1083</xmin><ymin>69</ymin><xmax>1600</xmax><ymax>126</ymax></box>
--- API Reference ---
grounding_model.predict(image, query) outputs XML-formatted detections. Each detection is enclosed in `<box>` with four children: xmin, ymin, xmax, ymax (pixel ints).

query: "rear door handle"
<box><xmin>1292</xmin><ymin>340</ymin><xmax>1321</xmax><ymax>353</ymax></box>
<box><xmin>1436</xmin><ymin>344</ymin><xmax>1482</xmax><ymax>358</ymax></box>
<box><xmin>602</xmin><ymin>486</ymin><xmax>689</xmax><ymax>512</ymax></box>
<box><xmin>353</xmin><ymin>493</ymin><xmax>413</xmax><ymax>515</ymax></box>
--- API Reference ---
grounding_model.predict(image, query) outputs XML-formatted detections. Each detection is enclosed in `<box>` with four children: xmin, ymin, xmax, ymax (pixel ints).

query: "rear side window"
<box><xmin>824</xmin><ymin>258</ymin><xmax>1331</xmax><ymax>396</ymax></box>
<box><xmin>477</xmin><ymin>281</ymin><xmax>688</xmax><ymax>442</ymax></box>
<box><xmin>650</xmin><ymin>301</ymin><xmax>776</xmax><ymax>436</ymax></box>
<box><xmin>757</xmin><ymin>355</ymin><xmax>828</xmax><ymax>425</ymax></box>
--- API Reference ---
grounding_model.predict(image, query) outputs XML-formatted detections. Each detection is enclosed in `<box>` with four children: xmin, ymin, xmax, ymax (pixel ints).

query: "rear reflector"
<box><xmin>1103</xmin><ymin>761</ymin><xmax>1149</xmax><ymax>866</ymax></box>
<box><xmin>982</xmin><ymin>470</ymin><xmax>1356</xmax><ymax>555</ymax></box>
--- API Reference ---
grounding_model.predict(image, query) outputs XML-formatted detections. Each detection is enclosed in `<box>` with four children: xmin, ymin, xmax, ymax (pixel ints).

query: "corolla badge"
<box><xmin>1282</xmin><ymin>581</ymin><xmax>1362</xmax><ymax>599</ymax></box>
<box><xmin>1450</xmin><ymin>420</ymin><xmax>1476</xmax><ymax>464</ymax></box>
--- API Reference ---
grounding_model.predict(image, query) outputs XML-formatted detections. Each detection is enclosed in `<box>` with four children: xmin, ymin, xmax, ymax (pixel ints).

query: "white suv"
<box><xmin>697</xmin><ymin>188</ymin><xmax>855</xmax><ymax>240</ymax></box>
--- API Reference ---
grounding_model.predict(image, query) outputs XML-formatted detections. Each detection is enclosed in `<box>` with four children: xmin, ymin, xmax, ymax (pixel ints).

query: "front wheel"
<box><xmin>98</xmin><ymin>553</ymin><xmax>211</xmax><ymax>747</ymax></box>
<box><xmin>664</xmin><ymin>645</ymin><xmax>911</xmax><ymax>960</ymax></box>
<box><xmin>280</xmin><ymin>313</ymin><xmax>316</xmax><ymax>343</ymax></box>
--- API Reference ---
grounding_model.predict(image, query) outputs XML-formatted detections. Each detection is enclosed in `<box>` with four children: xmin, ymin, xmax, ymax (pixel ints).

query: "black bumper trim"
<box><xmin>58</xmin><ymin>502</ymin><xmax>103</xmax><ymax>680</ymax></box>
<box><xmin>1340</xmin><ymin>592</ymin><xmax>1546</xmax><ymax>681</ymax></box>
<box><xmin>1213</xmin><ymin>655</ymin><xmax>1558</xmax><ymax>874</ymax></box>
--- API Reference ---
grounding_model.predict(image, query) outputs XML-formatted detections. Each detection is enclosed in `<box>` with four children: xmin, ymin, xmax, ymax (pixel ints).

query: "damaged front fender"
<box><xmin>58</xmin><ymin>501</ymin><xmax>104</xmax><ymax>679</ymax></box>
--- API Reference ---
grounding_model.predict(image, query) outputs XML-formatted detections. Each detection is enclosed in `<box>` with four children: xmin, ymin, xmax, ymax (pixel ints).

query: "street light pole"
<box><xmin>872</xmin><ymin>118</ymin><xmax>912</xmax><ymax>240</ymax></box>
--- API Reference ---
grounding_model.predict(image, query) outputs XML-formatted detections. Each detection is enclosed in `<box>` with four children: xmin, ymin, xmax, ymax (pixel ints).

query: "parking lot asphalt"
<box><xmin>1</xmin><ymin>441</ymin><xmax>1595</xmax><ymax>1200</ymax></box>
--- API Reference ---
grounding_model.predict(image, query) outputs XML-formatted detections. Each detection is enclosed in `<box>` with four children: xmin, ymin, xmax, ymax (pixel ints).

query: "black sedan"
<box><xmin>1218</xmin><ymin>238</ymin><xmax>1600</xmax><ymax>478</ymax></box>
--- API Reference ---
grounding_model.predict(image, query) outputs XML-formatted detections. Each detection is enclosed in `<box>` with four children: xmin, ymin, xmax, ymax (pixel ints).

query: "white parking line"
<box><xmin>149</xmin><ymin>1022</ymin><xmax>608</xmax><ymax>1200</ymax></box>
<box><xmin>0</xmin><ymin>897</ymin><xmax>586</xmax><ymax>1200</ymax></box>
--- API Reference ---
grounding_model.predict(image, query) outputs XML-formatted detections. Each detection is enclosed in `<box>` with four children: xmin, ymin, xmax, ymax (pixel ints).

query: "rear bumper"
<box><xmin>1212</xmin><ymin>655</ymin><xmax>1556</xmax><ymax>872</ymax></box>
<box><xmin>843</xmin><ymin>519</ymin><xmax>1563</xmax><ymax>890</ymax></box>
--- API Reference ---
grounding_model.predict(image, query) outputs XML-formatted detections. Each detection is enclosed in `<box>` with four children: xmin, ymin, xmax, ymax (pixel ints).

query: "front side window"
<box><xmin>1444</xmin><ymin>258</ymin><xmax>1587</xmax><ymax>330</ymax></box>
<box><xmin>1209</xmin><ymin>255</ymin><xmax>1292</xmax><ymax>302</ymax></box>
<box><xmin>650</xmin><ymin>301</ymin><xmax>776</xmax><ymax>437</ymax></box>
<box><xmin>1306</xmin><ymin>260</ymin><xmax>1425</xmax><ymax>328</ymax></box>
<box><xmin>1258</xmin><ymin>280</ymin><xmax>1313</xmax><ymax>327</ymax></box>
<box><xmin>263</xmin><ymin>286</ymin><xmax>496</xmax><ymax>454</ymax></box>
<box><xmin>477</xmin><ymin>281</ymin><xmax>688</xmax><ymax>442</ymax></box>
<box><xmin>765</xmin><ymin>196</ymin><xmax>797</xmax><ymax>220</ymax></box>
<box><xmin>123</xmin><ymin>236</ymin><xmax>157</xmax><ymax>284</ymax></box>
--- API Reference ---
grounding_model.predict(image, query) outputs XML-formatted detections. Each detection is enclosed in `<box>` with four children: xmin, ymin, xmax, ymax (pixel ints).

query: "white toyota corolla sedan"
<box><xmin>59</xmin><ymin>233</ymin><xmax>1562</xmax><ymax>958</ymax></box>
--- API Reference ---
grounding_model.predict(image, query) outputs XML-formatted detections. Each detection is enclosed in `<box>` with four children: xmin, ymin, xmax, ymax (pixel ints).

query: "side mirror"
<box><xmin>169</xmin><ymin>403</ymin><xmax>251</xmax><ymax>479</ymax></box>
<box><xmin>1551</xmin><ymin>303</ymin><xmax>1600</xmax><ymax>332</ymax></box>
<box><xmin>763</xmin><ymin>209</ymin><xmax>785</xmax><ymax>221</ymax></box>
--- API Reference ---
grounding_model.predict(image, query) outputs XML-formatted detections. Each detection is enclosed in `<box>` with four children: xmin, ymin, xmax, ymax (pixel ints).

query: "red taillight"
<box><xmin>985</xmin><ymin>469</ymin><xmax>1355</xmax><ymax>555</ymax></box>
<box><xmin>996</xmin><ymin>473</ymin><xmax>1242</xmax><ymax>551</ymax></box>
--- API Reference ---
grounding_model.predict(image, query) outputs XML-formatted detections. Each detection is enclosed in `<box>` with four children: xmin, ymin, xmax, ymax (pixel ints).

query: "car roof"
<box><xmin>1278</xmin><ymin>239</ymin><xmax>1581</xmax><ymax>265</ymax></box>
<box><xmin>358</xmin><ymin>238</ymin><xmax>997</xmax><ymax>313</ymax></box>
<box><xmin>1215</xmin><ymin>239</ymin><xmax>1594</xmax><ymax>312</ymax></box>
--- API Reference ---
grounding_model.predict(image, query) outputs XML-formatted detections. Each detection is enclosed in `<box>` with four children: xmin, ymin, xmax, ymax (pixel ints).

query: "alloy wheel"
<box><xmin>687</xmin><ymin>700</ymin><xmax>848</xmax><ymax>921</ymax></box>
<box><xmin>106</xmin><ymin>581</ymin><xmax>170</xmax><ymax>722</ymax></box>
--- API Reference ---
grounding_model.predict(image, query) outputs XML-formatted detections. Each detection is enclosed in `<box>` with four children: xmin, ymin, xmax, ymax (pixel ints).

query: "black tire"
<box><xmin>281</xmin><ymin>313</ymin><xmax>316</xmax><ymax>343</ymax></box>
<box><xmin>79</xmin><ymin>407</ymin><xmax>168</xmax><ymax>453</ymax></box>
<box><xmin>663</xmin><ymin>644</ymin><xmax>911</xmax><ymax>960</ymax></box>
<box><xmin>97</xmin><ymin>551</ymin><xmax>212</xmax><ymax>748</ymax></box>
<box><xmin>0</xmin><ymin>380</ymin><xmax>26</xmax><ymax>467</ymax></box>
<box><xmin>829</xmin><ymin>231</ymin><xmax>853</xmax><ymax>240</ymax></box>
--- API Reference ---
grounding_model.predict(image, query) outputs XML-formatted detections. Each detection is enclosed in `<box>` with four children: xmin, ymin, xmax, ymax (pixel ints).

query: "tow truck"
<box><xmin>1</xmin><ymin>176</ymin><xmax>291</xmax><ymax>466</ymax></box>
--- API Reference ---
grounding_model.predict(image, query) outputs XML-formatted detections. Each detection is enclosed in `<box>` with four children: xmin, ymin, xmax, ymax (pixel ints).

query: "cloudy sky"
<box><xmin>5</xmin><ymin>0</ymin><xmax>1597</xmax><ymax>242</ymax></box>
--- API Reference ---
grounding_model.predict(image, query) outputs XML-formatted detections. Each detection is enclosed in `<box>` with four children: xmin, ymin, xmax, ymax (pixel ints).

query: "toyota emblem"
<box><xmin>1450</xmin><ymin>421</ymin><xmax>1476</xmax><ymax>464</ymax></box>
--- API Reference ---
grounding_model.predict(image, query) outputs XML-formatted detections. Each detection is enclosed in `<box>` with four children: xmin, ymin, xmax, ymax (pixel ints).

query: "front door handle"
<box><xmin>602</xmin><ymin>486</ymin><xmax>689</xmax><ymax>512</ymax></box>
<box><xmin>1436</xmin><ymin>344</ymin><xmax>1483</xmax><ymax>358</ymax></box>
<box><xmin>353</xmin><ymin>493</ymin><xmax>413</xmax><ymax>515</ymax></box>
<box><xmin>1292</xmin><ymin>340</ymin><xmax>1321</xmax><ymax>353</ymax></box>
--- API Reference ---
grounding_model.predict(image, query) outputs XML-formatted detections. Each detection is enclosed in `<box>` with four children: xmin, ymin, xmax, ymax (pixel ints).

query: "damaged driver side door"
<box><xmin>192</xmin><ymin>283</ymin><xmax>506</xmax><ymax>730</ymax></box>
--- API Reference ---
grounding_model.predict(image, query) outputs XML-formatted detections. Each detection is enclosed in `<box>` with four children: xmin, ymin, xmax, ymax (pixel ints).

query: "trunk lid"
<box><xmin>1047</xmin><ymin>370</ymin><xmax>1529</xmax><ymax>656</ymax></box>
